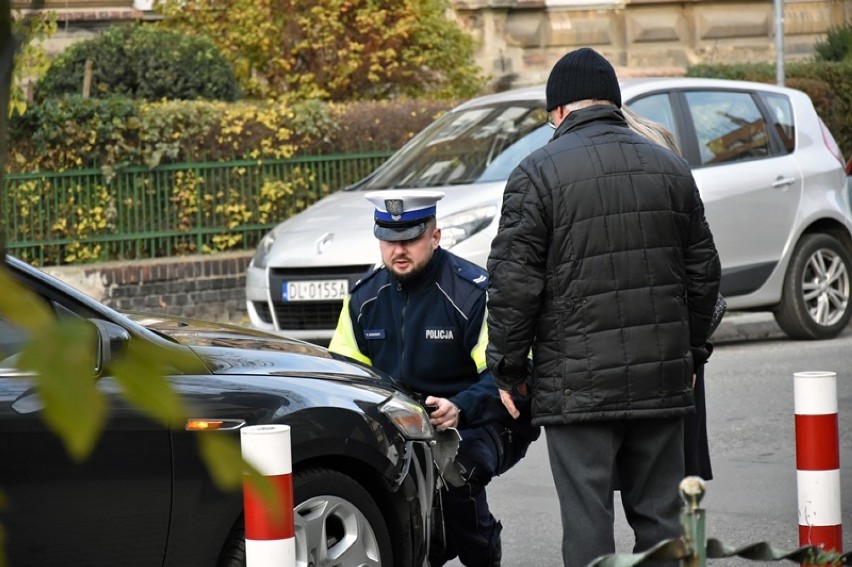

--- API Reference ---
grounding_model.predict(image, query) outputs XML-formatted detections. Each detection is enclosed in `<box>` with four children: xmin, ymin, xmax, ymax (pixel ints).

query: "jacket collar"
<box><xmin>551</xmin><ymin>104</ymin><xmax>625</xmax><ymax>140</ymax></box>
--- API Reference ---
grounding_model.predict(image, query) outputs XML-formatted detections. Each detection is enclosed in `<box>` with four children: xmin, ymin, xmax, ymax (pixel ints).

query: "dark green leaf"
<box><xmin>197</xmin><ymin>434</ymin><xmax>282</xmax><ymax>518</ymax></box>
<box><xmin>109</xmin><ymin>339</ymin><xmax>194</xmax><ymax>427</ymax></box>
<box><xmin>0</xmin><ymin>266</ymin><xmax>54</xmax><ymax>332</ymax></box>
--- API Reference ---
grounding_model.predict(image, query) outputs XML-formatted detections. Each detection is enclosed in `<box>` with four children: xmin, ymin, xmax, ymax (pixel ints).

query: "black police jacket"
<box><xmin>331</xmin><ymin>247</ymin><xmax>506</xmax><ymax>427</ymax></box>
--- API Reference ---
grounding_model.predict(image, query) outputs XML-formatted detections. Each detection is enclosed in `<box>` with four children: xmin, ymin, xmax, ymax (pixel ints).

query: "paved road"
<box><xmin>445</xmin><ymin>313</ymin><xmax>852</xmax><ymax>566</ymax></box>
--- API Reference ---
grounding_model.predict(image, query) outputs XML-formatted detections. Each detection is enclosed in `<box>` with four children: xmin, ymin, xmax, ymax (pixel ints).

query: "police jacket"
<box><xmin>329</xmin><ymin>247</ymin><xmax>505</xmax><ymax>427</ymax></box>
<box><xmin>486</xmin><ymin>104</ymin><xmax>721</xmax><ymax>426</ymax></box>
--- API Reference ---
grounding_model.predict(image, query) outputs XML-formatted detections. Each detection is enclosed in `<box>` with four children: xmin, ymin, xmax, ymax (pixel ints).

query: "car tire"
<box><xmin>774</xmin><ymin>233</ymin><xmax>852</xmax><ymax>339</ymax></box>
<box><xmin>218</xmin><ymin>467</ymin><xmax>393</xmax><ymax>567</ymax></box>
<box><xmin>218</xmin><ymin>523</ymin><xmax>246</xmax><ymax>567</ymax></box>
<box><xmin>293</xmin><ymin>467</ymin><xmax>393</xmax><ymax>566</ymax></box>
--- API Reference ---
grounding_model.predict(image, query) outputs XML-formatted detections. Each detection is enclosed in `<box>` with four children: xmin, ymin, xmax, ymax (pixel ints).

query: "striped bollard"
<box><xmin>241</xmin><ymin>425</ymin><xmax>296</xmax><ymax>567</ymax></box>
<box><xmin>794</xmin><ymin>371</ymin><xmax>842</xmax><ymax>554</ymax></box>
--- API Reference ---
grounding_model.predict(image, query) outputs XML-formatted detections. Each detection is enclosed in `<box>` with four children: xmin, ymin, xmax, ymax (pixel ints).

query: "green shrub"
<box><xmin>34</xmin><ymin>25</ymin><xmax>240</xmax><ymax>102</ymax></box>
<box><xmin>9</xmin><ymin>96</ymin><xmax>455</xmax><ymax>172</ymax></box>
<box><xmin>12</xmin><ymin>95</ymin><xmax>142</xmax><ymax>171</ymax></box>
<box><xmin>814</xmin><ymin>24</ymin><xmax>852</xmax><ymax>62</ymax></box>
<box><xmin>156</xmin><ymin>0</ymin><xmax>485</xmax><ymax>101</ymax></box>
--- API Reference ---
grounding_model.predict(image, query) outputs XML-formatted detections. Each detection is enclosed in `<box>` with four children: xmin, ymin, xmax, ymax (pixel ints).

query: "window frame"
<box><xmin>626</xmin><ymin>87</ymin><xmax>796</xmax><ymax>169</ymax></box>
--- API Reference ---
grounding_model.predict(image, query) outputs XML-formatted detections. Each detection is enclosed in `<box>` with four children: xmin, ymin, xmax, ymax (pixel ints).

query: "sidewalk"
<box><xmin>711</xmin><ymin>311</ymin><xmax>787</xmax><ymax>343</ymax></box>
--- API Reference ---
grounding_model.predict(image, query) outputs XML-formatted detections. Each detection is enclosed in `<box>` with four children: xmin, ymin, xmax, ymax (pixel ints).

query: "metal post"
<box><xmin>679</xmin><ymin>477</ymin><xmax>707</xmax><ymax>567</ymax></box>
<box><xmin>794</xmin><ymin>371</ymin><xmax>842</xmax><ymax>554</ymax></box>
<box><xmin>774</xmin><ymin>0</ymin><xmax>785</xmax><ymax>86</ymax></box>
<box><xmin>241</xmin><ymin>424</ymin><xmax>296</xmax><ymax>567</ymax></box>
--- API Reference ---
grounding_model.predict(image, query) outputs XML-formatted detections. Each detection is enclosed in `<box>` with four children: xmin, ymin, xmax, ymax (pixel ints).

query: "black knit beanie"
<box><xmin>545</xmin><ymin>47</ymin><xmax>622</xmax><ymax>111</ymax></box>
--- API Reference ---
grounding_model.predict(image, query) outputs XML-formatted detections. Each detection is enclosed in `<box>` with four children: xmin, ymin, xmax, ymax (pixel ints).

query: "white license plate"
<box><xmin>282</xmin><ymin>279</ymin><xmax>348</xmax><ymax>302</ymax></box>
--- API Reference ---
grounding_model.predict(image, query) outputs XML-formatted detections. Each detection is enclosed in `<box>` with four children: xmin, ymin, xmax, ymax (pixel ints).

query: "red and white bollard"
<box><xmin>794</xmin><ymin>371</ymin><xmax>843</xmax><ymax>553</ymax></box>
<box><xmin>241</xmin><ymin>424</ymin><xmax>296</xmax><ymax>567</ymax></box>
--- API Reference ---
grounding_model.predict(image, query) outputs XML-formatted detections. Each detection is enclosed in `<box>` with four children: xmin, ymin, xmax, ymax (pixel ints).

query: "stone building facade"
<box><xmin>451</xmin><ymin>0</ymin><xmax>852</xmax><ymax>89</ymax></box>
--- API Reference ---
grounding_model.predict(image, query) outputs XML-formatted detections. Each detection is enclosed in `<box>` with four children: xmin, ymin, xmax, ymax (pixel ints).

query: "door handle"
<box><xmin>772</xmin><ymin>176</ymin><xmax>796</xmax><ymax>188</ymax></box>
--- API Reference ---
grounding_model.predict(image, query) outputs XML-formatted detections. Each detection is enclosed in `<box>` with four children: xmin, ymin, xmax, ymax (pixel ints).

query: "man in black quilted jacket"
<box><xmin>485</xmin><ymin>47</ymin><xmax>721</xmax><ymax>567</ymax></box>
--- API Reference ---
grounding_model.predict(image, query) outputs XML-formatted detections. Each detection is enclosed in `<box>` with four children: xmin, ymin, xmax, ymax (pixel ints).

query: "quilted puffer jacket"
<box><xmin>486</xmin><ymin>104</ymin><xmax>721</xmax><ymax>425</ymax></box>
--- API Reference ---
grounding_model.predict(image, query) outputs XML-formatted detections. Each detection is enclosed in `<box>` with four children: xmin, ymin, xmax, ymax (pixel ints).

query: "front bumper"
<box><xmin>405</xmin><ymin>440</ymin><xmax>436</xmax><ymax>567</ymax></box>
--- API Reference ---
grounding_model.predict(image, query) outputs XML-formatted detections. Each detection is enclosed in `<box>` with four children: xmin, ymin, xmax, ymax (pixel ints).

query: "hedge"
<box><xmin>9</xmin><ymin>97</ymin><xmax>457</xmax><ymax>172</ymax></box>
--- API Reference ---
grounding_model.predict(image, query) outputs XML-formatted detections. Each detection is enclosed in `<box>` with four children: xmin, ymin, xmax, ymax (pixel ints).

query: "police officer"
<box><xmin>329</xmin><ymin>189</ymin><xmax>539</xmax><ymax>567</ymax></box>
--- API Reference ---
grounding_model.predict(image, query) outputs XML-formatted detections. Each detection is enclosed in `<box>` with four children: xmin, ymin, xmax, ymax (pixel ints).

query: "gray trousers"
<box><xmin>545</xmin><ymin>417</ymin><xmax>685</xmax><ymax>567</ymax></box>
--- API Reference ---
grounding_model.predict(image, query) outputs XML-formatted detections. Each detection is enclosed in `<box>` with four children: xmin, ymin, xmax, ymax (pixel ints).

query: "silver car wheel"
<box><xmin>776</xmin><ymin>233</ymin><xmax>852</xmax><ymax>339</ymax></box>
<box><xmin>801</xmin><ymin>247</ymin><xmax>850</xmax><ymax>327</ymax></box>
<box><xmin>294</xmin><ymin>494</ymin><xmax>382</xmax><ymax>567</ymax></box>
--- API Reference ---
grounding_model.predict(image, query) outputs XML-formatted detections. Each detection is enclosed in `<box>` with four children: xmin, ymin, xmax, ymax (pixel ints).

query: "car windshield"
<box><xmin>359</xmin><ymin>102</ymin><xmax>552</xmax><ymax>190</ymax></box>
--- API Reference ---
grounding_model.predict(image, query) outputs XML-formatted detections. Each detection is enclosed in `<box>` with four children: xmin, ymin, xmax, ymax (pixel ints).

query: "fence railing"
<box><xmin>4</xmin><ymin>150</ymin><xmax>395</xmax><ymax>266</ymax></box>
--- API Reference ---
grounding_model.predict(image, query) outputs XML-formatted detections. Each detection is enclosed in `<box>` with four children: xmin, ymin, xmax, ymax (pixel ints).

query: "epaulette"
<box><xmin>449</xmin><ymin>255</ymin><xmax>488</xmax><ymax>291</ymax></box>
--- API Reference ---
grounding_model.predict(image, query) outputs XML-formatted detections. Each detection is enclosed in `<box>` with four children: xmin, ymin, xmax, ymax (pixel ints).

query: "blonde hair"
<box><xmin>622</xmin><ymin>106</ymin><xmax>680</xmax><ymax>155</ymax></box>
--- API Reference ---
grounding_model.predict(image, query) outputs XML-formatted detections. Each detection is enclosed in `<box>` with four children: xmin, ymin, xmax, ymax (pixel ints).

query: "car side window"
<box><xmin>626</xmin><ymin>93</ymin><xmax>681</xmax><ymax>151</ymax></box>
<box><xmin>0</xmin><ymin>317</ymin><xmax>30</xmax><ymax>367</ymax></box>
<box><xmin>684</xmin><ymin>90</ymin><xmax>770</xmax><ymax>166</ymax></box>
<box><xmin>759</xmin><ymin>92</ymin><xmax>795</xmax><ymax>154</ymax></box>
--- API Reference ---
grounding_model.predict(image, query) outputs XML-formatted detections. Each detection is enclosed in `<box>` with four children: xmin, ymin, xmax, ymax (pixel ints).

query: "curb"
<box><xmin>712</xmin><ymin>312</ymin><xmax>786</xmax><ymax>344</ymax></box>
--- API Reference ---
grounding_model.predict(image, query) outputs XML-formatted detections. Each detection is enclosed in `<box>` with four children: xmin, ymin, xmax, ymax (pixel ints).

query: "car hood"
<box><xmin>265</xmin><ymin>182</ymin><xmax>506</xmax><ymax>268</ymax></box>
<box><xmin>127</xmin><ymin>313</ymin><xmax>394</xmax><ymax>385</ymax></box>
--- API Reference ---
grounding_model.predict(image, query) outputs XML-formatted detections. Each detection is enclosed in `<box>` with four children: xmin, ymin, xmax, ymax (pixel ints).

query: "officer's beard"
<box><xmin>386</xmin><ymin>253</ymin><xmax>429</xmax><ymax>282</ymax></box>
<box><xmin>387</xmin><ymin>261</ymin><xmax>423</xmax><ymax>282</ymax></box>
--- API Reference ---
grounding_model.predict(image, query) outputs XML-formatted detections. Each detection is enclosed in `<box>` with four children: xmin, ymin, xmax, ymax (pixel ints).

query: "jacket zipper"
<box><xmin>398</xmin><ymin>280</ymin><xmax>407</xmax><ymax>385</ymax></box>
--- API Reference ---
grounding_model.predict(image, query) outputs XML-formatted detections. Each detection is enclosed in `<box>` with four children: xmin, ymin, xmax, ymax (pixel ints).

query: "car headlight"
<box><xmin>379</xmin><ymin>392</ymin><xmax>434</xmax><ymax>440</ymax></box>
<box><xmin>251</xmin><ymin>232</ymin><xmax>276</xmax><ymax>269</ymax></box>
<box><xmin>439</xmin><ymin>205</ymin><xmax>498</xmax><ymax>248</ymax></box>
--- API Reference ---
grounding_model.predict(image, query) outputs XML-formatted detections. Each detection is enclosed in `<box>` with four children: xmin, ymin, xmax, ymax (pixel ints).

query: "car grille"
<box><xmin>273</xmin><ymin>301</ymin><xmax>347</xmax><ymax>330</ymax></box>
<box><xmin>268</xmin><ymin>265</ymin><xmax>374</xmax><ymax>331</ymax></box>
<box><xmin>252</xmin><ymin>301</ymin><xmax>273</xmax><ymax>324</ymax></box>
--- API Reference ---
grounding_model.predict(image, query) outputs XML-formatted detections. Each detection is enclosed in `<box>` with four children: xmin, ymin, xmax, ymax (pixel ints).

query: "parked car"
<box><xmin>0</xmin><ymin>255</ymin><xmax>436</xmax><ymax>567</ymax></box>
<box><xmin>246</xmin><ymin>78</ymin><xmax>852</xmax><ymax>342</ymax></box>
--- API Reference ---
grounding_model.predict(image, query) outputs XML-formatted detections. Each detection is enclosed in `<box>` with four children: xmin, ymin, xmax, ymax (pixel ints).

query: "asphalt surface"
<box><xmin>444</xmin><ymin>310</ymin><xmax>850</xmax><ymax>567</ymax></box>
<box><xmin>710</xmin><ymin>310</ymin><xmax>789</xmax><ymax>344</ymax></box>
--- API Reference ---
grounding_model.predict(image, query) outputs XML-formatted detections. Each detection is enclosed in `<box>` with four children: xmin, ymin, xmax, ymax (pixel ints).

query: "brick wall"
<box><xmin>43</xmin><ymin>251</ymin><xmax>254</xmax><ymax>326</ymax></box>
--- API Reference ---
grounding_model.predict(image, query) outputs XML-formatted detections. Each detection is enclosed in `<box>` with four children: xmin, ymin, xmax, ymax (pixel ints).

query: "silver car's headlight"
<box><xmin>251</xmin><ymin>232</ymin><xmax>276</xmax><ymax>269</ymax></box>
<box><xmin>439</xmin><ymin>205</ymin><xmax>498</xmax><ymax>248</ymax></box>
<box><xmin>379</xmin><ymin>392</ymin><xmax>434</xmax><ymax>440</ymax></box>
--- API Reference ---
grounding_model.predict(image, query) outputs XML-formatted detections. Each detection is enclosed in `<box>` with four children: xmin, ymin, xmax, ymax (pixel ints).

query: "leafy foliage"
<box><xmin>10</xmin><ymin>9</ymin><xmax>56</xmax><ymax>116</ymax></box>
<box><xmin>814</xmin><ymin>24</ymin><xmax>852</xmax><ymax>62</ymax></box>
<box><xmin>5</xmin><ymin>96</ymin><xmax>453</xmax><ymax>265</ymax></box>
<box><xmin>10</xmin><ymin>95</ymin><xmax>453</xmax><ymax>171</ymax></box>
<box><xmin>34</xmin><ymin>25</ymin><xmax>240</xmax><ymax>102</ymax></box>
<box><xmin>155</xmin><ymin>0</ymin><xmax>484</xmax><ymax>101</ymax></box>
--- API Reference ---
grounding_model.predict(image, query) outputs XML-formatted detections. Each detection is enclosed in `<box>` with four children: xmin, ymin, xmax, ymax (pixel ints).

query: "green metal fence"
<box><xmin>4</xmin><ymin>151</ymin><xmax>394</xmax><ymax>266</ymax></box>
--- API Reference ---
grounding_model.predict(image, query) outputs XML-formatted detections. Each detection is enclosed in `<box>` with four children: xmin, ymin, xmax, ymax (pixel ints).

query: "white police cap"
<box><xmin>365</xmin><ymin>190</ymin><xmax>445</xmax><ymax>242</ymax></box>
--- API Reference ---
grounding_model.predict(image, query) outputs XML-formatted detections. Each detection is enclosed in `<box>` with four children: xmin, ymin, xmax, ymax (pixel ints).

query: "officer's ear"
<box><xmin>431</xmin><ymin>227</ymin><xmax>441</xmax><ymax>249</ymax></box>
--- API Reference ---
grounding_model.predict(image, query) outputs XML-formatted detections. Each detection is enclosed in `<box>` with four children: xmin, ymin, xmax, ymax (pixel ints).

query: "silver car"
<box><xmin>246</xmin><ymin>77</ymin><xmax>852</xmax><ymax>342</ymax></box>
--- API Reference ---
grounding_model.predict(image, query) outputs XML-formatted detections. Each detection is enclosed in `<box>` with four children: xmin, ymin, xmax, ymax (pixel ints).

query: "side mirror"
<box><xmin>90</xmin><ymin>319</ymin><xmax>131</xmax><ymax>375</ymax></box>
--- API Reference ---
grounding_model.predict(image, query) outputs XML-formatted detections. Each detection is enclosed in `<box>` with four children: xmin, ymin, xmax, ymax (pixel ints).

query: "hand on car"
<box><xmin>424</xmin><ymin>396</ymin><xmax>460</xmax><ymax>430</ymax></box>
